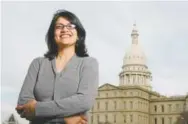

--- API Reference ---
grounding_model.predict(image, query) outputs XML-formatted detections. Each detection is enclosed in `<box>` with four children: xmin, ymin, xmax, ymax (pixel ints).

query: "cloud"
<box><xmin>2</xmin><ymin>1</ymin><xmax>188</xmax><ymax>121</ymax></box>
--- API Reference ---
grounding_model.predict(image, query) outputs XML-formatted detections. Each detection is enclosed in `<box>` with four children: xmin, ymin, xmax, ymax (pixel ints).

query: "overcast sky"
<box><xmin>1</xmin><ymin>1</ymin><xmax>188</xmax><ymax>123</ymax></box>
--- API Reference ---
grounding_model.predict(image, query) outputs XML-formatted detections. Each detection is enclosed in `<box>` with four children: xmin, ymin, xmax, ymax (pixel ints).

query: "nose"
<box><xmin>60</xmin><ymin>26</ymin><xmax>69</xmax><ymax>32</ymax></box>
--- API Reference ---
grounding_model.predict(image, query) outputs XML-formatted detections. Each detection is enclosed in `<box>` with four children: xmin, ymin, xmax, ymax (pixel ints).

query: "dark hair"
<box><xmin>44</xmin><ymin>9</ymin><xmax>89</xmax><ymax>59</ymax></box>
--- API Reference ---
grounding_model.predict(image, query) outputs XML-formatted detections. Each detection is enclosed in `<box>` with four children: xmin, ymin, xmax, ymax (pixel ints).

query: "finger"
<box><xmin>16</xmin><ymin>109</ymin><xmax>23</xmax><ymax>114</ymax></box>
<box><xmin>22</xmin><ymin>104</ymin><xmax>29</xmax><ymax>110</ymax></box>
<box><xmin>16</xmin><ymin>106</ymin><xmax>23</xmax><ymax>110</ymax></box>
<box><xmin>21</xmin><ymin>108</ymin><xmax>30</xmax><ymax>118</ymax></box>
<box><xmin>25</xmin><ymin>115</ymin><xmax>33</xmax><ymax>121</ymax></box>
<box><xmin>20</xmin><ymin>111</ymin><xmax>26</xmax><ymax>118</ymax></box>
<box><xmin>80</xmin><ymin>116</ymin><xmax>87</xmax><ymax>121</ymax></box>
<box><xmin>80</xmin><ymin>120</ymin><xmax>87</xmax><ymax>124</ymax></box>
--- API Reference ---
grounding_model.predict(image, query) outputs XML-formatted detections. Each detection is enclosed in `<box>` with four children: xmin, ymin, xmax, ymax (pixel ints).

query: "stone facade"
<box><xmin>89</xmin><ymin>85</ymin><xmax>187</xmax><ymax>124</ymax></box>
<box><xmin>89</xmin><ymin>24</ymin><xmax>188</xmax><ymax>124</ymax></box>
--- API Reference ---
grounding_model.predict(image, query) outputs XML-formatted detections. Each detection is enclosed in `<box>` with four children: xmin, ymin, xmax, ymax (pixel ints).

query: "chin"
<box><xmin>61</xmin><ymin>42</ymin><xmax>75</xmax><ymax>47</ymax></box>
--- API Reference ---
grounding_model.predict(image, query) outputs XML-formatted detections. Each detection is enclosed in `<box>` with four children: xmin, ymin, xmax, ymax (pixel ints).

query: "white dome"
<box><xmin>123</xmin><ymin>43</ymin><xmax>146</xmax><ymax>65</ymax></box>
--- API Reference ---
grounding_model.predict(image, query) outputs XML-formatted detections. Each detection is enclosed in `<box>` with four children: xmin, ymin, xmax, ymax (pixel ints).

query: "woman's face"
<box><xmin>54</xmin><ymin>17</ymin><xmax>78</xmax><ymax>47</ymax></box>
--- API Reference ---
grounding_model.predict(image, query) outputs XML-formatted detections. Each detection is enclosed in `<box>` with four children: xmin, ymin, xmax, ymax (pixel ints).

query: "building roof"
<box><xmin>2</xmin><ymin>111</ymin><xmax>29</xmax><ymax>124</ymax></box>
<box><xmin>123</xmin><ymin>24</ymin><xmax>147</xmax><ymax>66</ymax></box>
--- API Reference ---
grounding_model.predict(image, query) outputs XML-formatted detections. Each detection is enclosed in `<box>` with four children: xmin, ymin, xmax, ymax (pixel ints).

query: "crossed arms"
<box><xmin>16</xmin><ymin>57</ymin><xmax>99</xmax><ymax>123</ymax></box>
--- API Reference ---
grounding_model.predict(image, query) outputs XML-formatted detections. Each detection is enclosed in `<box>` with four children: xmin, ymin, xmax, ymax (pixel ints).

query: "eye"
<box><xmin>55</xmin><ymin>25</ymin><xmax>63</xmax><ymax>29</ymax></box>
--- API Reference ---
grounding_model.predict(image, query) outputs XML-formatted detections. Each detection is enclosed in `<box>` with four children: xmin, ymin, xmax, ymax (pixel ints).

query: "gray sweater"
<box><xmin>17</xmin><ymin>54</ymin><xmax>99</xmax><ymax>124</ymax></box>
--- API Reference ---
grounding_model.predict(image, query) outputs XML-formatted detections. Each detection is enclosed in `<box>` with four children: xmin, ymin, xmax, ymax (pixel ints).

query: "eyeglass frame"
<box><xmin>55</xmin><ymin>23</ymin><xmax>76</xmax><ymax>30</ymax></box>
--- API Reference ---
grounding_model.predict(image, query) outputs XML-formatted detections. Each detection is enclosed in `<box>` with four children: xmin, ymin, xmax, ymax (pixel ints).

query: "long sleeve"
<box><xmin>35</xmin><ymin>57</ymin><xmax>99</xmax><ymax>117</ymax></box>
<box><xmin>17</xmin><ymin>58</ymin><xmax>40</xmax><ymax>105</ymax></box>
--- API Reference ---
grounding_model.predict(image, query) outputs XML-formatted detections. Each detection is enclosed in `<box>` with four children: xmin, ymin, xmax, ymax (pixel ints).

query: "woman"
<box><xmin>16</xmin><ymin>9</ymin><xmax>99</xmax><ymax>124</ymax></box>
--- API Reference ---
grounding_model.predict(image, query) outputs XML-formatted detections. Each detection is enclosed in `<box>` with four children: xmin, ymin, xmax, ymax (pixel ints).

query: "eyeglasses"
<box><xmin>55</xmin><ymin>24</ymin><xmax>76</xmax><ymax>30</ymax></box>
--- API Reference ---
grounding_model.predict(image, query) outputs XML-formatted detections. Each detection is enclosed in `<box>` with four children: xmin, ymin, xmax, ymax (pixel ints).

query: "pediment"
<box><xmin>98</xmin><ymin>83</ymin><xmax>118</xmax><ymax>90</ymax></box>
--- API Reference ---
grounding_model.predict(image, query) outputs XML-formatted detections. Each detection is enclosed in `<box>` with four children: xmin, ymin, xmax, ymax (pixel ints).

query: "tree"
<box><xmin>176</xmin><ymin>111</ymin><xmax>188</xmax><ymax>124</ymax></box>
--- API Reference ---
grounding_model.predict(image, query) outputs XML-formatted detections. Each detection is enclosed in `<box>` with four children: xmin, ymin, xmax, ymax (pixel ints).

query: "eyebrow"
<box><xmin>55</xmin><ymin>23</ymin><xmax>71</xmax><ymax>25</ymax></box>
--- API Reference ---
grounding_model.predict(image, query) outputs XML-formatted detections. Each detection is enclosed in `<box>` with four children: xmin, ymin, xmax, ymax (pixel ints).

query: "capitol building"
<box><xmin>2</xmin><ymin>24</ymin><xmax>188</xmax><ymax>124</ymax></box>
<box><xmin>89</xmin><ymin>24</ymin><xmax>188</xmax><ymax>124</ymax></box>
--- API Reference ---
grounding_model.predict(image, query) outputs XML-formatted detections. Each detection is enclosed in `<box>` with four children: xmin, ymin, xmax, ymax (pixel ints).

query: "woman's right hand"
<box><xmin>64</xmin><ymin>115</ymin><xmax>87</xmax><ymax>124</ymax></box>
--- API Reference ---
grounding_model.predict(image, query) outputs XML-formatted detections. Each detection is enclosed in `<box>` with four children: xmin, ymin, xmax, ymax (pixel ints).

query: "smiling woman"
<box><xmin>54</xmin><ymin>17</ymin><xmax>78</xmax><ymax>49</ymax></box>
<box><xmin>16</xmin><ymin>9</ymin><xmax>99</xmax><ymax>124</ymax></box>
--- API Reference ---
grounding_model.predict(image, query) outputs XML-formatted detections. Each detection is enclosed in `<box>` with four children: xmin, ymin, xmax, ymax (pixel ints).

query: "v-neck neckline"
<box><xmin>51</xmin><ymin>54</ymin><xmax>76</xmax><ymax>75</ymax></box>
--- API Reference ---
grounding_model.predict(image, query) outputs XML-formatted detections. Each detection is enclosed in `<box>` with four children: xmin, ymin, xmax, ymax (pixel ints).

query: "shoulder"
<box><xmin>29</xmin><ymin>56</ymin><xmax>46</xmax><ymax>67</ymax></box>
<box><xmin>31</xmin><ymin>57</ymin><xmax>44</xmax><ymax>64</ymax></box>
<box><xmin>81</xmin><ymin>56</ymin><xmax>99</xmax><ymax>69</ymax></box>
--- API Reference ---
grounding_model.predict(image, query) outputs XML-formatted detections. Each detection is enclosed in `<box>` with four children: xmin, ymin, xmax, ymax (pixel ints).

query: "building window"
<box><xmin>128</xmin><ymin>76</ymin><xmax>130</xmax><ymax>83</ymax></box>
<box><xmin>146</xmin><ymin>117</ymin><xmax>148</xmax><ymax>124</ymax></box>
<box><xmin>124</xmin><ymin>101</ymin><xmax>126</xmax><ymax>109</ymax></box>
<box><xmin>176</xmin><ymin>104</ymin><xmax>179</xmax><ymax>111</ymax></box>
<box><xmin>169</xmin><ymin>117</ymin><xmax>172</xmax><ymax>124</ymax></box>
<box><xmin>114</xmin><ymin>91</ymin><xmax>117</xmax><ymax>96</ymax></box>
<box><xmin>97</xmin><ymin>115</ymin><xmax>99</xmax><ymax>123</ymax></box>
<box><xmin>154</xmin><ymin>118</ymin><xmax>157</xmax><ymax>124</ymax></box>
<box><xmin>130</xmin><ymin>92</ymin><xmax>133</xmax><ymax>96</ymax></box>
<box><xmin>133</xmin><ymin>76</ymin><xmax>135</xmax><ymax>84</ymax></box>
<box><xmin>124</xmin><ymin>91</ymin><xmax>127</xmax><ymax>96</ymax></box>
<box><xmin>168</xmin><ymin>104</ymin><xmax>172</xmax><ymax>112</ymax></box>
<box><xmin>161</xmin><ymin>105</ymin><xmax>164</xmax><ymax>112</ymax></box>
<box><xmin>97</xmin><ymin>102</ymin><xmax>100</xmax><ymax>110</ymax></box>
<box><xmin>106</xmin><ymin>92</ymin><xmax>108</xmax><ymax>97</ymax></box>
<box><xmin>91</xmin><ymin>115</ymin><xmax>93</xmax><ymax>123</ymax></box>
<box><xmin>114</xmin><ymin>115</ymin><xmax>116</xmax><ymax>123</ymax></box>
<box><xmin>138</xmin><ymin>101</ymin><xmax>140</xmax><ymax>108</ymax></box>
<box><xmin>105</xmin><ymin>101</ymin><xmax>108</xmax><ymax>110</ymax></box>
<box><xmin>124</xmin><ymin>115</ymin><xmax>127</xmax><ymax>123</ymax></box>
<box><xmin>162</xmin><ymin>117</ymin><xmax>164</xmax><ymax>124</ymax></box>
<box><xmin>105</xmin><ymin>114</ymin><xmax>108</xmax><ymax>122</ymax></box>
<box><xmin>114</xmin><ymin>101</ymin><xmax>117</xmax><ymax>110</ymax></box>
<box><xmin>91</xmin><ymin>106</ymin><xmax>94</xmax><ymax>112</ymax></box>
<box><xmin>130</xmin><ymin>101</ymin><xmax>133</xmax><ymax>109</ymax></box>
<box><xmin>154</xmin><ymin>105</ymin><xmax>157</xmax><ymax>112</ymax></box>
<box><xmin>138</xmin><ymin>115</ymin><xmax>141</xmax><ymax>122</ymax></box>
<box><xmin>130</xmin><ymin>114</ymin><xmax>133</xmax><ymax>122</ymax></box>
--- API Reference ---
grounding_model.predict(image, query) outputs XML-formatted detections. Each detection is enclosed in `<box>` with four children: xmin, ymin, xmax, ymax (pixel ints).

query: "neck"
<box><xmin>57</xmin><ymin>45</ymin><xmax>75</xmax><ymax>60</ymax></box>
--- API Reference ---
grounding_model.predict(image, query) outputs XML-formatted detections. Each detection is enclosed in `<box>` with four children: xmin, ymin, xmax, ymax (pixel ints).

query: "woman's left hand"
<box><xmin>16</xmin><ymin>99</ymin><xmax>37</xmax><ymax>120</ymax></box>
